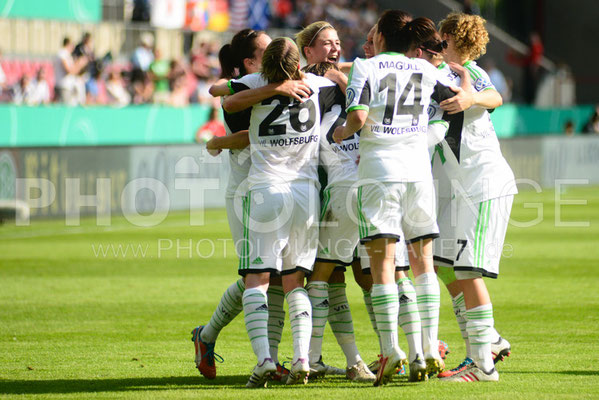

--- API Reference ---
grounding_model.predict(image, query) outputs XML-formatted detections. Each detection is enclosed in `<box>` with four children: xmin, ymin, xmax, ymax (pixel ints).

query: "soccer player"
<box><xmin>224</xmin><ymin>37</ymin><xmax>341</xmax><ymax>387</ymax></box>
<box><xmin>296</xmin><ymin>21</ymin><xmax>374</xmax><ymax>382</ymax></box>
<box><xmin>432</xmin><ymin>13</ymin><xmax>517</xmax><ymax>382</ymax></box>
<box><xmin>192</xmin><ymin>29</ymin><xmax>306</xmax><ymax>382</ymax></box>
<box><xmin>333</xmin><ymin>11</ymin><xmax>459</xmax><ymax>386</ymax></box>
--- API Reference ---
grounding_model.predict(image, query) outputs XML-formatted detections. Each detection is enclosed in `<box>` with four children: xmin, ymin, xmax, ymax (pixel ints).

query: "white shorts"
<box><xmin>433</xmin><ymin>195</ymin><xmax>456</xmax><ymax>267</ymax></box>
<box><xmin>226</xmin><ymin>196</ymin><xmax>245</xmax><ymax>258</ymax></box>
<box><xmin>453</xmin><ymin>195</ymin><xmax>514</xmax><ymax>279</ymax></box>
<box><xmin>316</xmin><ymin>185</ymin><xmax>360</xmax><ymax>266</ymax></box>
<box><xmin>357</xmin><ymin>181</ymin><xmax>439</xmax><ymax>244</ymax></box>
<box><xmin>238</xmin><ymin>182</ymin><xmax>319</xmax><ymax>276</ymax></box>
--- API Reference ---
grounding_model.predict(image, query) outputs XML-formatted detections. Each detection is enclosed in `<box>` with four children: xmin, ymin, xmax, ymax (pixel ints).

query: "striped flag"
<box><xmin>229</xmin><ymin>0</ymin><xmax>249</xmax><ymax>31</ymax></box>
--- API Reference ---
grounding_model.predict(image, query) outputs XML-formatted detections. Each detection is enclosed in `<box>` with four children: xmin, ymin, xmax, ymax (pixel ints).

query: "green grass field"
<box><xmin>1</xmin><ymin>187</ymin><xmax>598</xmax><ymax>399</ymax></box>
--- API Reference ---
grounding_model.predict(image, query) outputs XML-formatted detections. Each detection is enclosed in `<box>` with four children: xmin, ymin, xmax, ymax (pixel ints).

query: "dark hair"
<box><xmin>302</xmin><ymin>62</ymin><xmax>339</xmax><ymax>76</ymax></box>
<box><xmin>218</xmin><ymin>29</ymin><xmax>265</xmax><ymax>79</ymax></box>
<box><xmin>261</xmin><ymin>38</ymin><xmax>302</xmax><ymax>83</ymax></box>
<box><xmin>376</xmin><ymin>9</ymin><xmax>412</xmax><ymax>53</ymax></box>
<box><xmin>403</xmin><ymin>17</ymin><xmax>445</xmax><ymax>55</ymax></box>
<box><xmin>63</xmin><ymin>37</ymin><xmax>71</xmax><ymax>46</ymax></box>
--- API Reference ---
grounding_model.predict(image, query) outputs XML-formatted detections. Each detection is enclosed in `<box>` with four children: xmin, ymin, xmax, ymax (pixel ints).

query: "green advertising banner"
<box><xmin>0</xmin><ymin>104</ymin><xmax>212</xmax><ymax>147</ymax></box>
<box><xmin>0</xmin><ymin>0</ymin><xmax>101</xmax><ymax>22</ymax></box>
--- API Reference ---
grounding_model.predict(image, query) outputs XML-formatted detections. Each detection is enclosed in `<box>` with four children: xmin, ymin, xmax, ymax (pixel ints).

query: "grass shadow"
<box><xmin>0</xmin><ymin>375</ymin><xmax>250</xmax><ymax>395</ymax></box>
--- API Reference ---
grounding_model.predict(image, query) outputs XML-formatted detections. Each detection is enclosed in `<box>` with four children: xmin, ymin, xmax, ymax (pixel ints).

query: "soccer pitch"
<box><xmin>1</xmin><ymin>187</ymin><xmax>598</xmax><ymax>399</ymax></box>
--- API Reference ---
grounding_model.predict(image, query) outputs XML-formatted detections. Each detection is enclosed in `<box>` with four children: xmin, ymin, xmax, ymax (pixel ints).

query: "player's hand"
<box><xmin>275</xmin><ymin>80</ymin><xmax>311</xmax><ymax>102</ymax></box>
<box><xmin>205</xmin><ymin>138</ymin><xmax>222</xmax><ymax>157</ymax></box>
<box><xmin>448</xmin><ymin>62</ymin><xmax>472</xmax><ymax>88</ymax></box>
<box><xmin>324</xmin><ymin>69</ymin><xmax>348</xmax><ymax>87</ymax></box>
<box><xmin>440</xmin><ymin>86</ymin><xmax>474</xmax><ymax>114</ymax></box>
<box><xmin>333</xmin><ymin>125</ymin><xmax>346</xmax><ymax>144</ymax></box>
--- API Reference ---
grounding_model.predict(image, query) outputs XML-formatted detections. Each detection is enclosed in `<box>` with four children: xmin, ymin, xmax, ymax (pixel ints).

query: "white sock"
<box><xmin>362</xmin><ymin>288</ymin><xmax>383</xmax><ymax>353</ymax></box>
<box><xmin>414</xmin><ymin>272</ymin><xmax>440</xmax><ymax>358</ymax></box>
<box><xmin>329</xmin><ymin>283</ymin><xmax>361</xmax><ymax>366</ymax></box>
<box><xmin>201</xmin><ymin>278</ymin><xmax>245</xmax><ymax>343</ymax></box>
<box><xmin>466</xmin><ymin>303</ymin><xmax>495</xmax><ymax>372</ymax></box>
<box><xmin>286</xmin><ymin>287</ymin><xmax>312</xmax><ymax>363</ymax></box>
<box><xmin>267</xmin><ymin>285</ymin><xmax>285</xmax><ymax>364</ymax></box>
<box><xmin>371</xmin><ymin>284</ymin><xmax>399</xmax><ymax>356</ymax></box>
<box><xmin>489</xmin><ymin>327</ymin><xmax>501</xmax><ymax>343</ymax></box>
<box><xmin>243</xmin><ymin>287</ymin><xmax>271</xmax><ymax>363</ymax></box>
<box><xmin>397</xmin><ymin>278</ymin><xmax>424</xmax><ymax>362</ymax></box>
<box><xmin>452</xmin><ymin>292</ymin><xmax>471</xmax><ymax>358</ymax></box>
<box><xmin>306</xmin><ymin>281</ymin><xmax>329</xmax><ymax>364</ymax></box>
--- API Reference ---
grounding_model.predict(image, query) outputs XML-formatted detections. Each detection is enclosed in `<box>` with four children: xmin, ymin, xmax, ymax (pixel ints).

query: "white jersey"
<box><xmin>230</xmin><ymin>72</ymin><xmax>339</xmax><ymax>189</ymax></box>
<box><xmin>346</xmin><ymin>53</ymin><xmax>456</xmax><ymax>183</ymax></box>
<box><xmin>430</xmin><ymin>61</ymin><xmax>517</xmax><ymax>202</ymax></box>
<box><xmin>318</xmin><ymin>84</ymin><xmax>359</xmax><ymax>188</ymax></box>
<box><xmin>222</xmin><ymin>97</ymin><xmax>252</xmax><ymax>198</ymax></box>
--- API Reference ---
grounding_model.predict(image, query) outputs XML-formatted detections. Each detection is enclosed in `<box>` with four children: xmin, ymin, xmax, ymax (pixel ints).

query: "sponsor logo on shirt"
<box><xmin>427</xmin><ymin>105</ymin><xmax>436</xmax><ymax>120</ymax></box>
<box><xmin>371</xmin><ymin>125</ymin><xmax>426</xmax><ymax>135</ymax></box>
<box><xmin>260</xmin><ymin>135</ymin><xmax>319</xmax><ymax>147</ymax></box>
<box><xmin>474</xmin><ymin>77</ymin><xmax>491</xmax><ymax>91</ymax></box>
<box><xmin>346</xmin><ymin>88</ymin><xmax>356</xmax><ymax>107</ymax></box>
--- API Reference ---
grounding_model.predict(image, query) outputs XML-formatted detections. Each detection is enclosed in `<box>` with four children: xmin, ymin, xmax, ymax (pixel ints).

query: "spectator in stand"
<box><xmin>149</xmin><ymin>48</ymin><xmax>170</xmax><ymax>104</ymax></box>
<box><xmin>168</xmin><ymin>58</ymin><xmax>189</xmax><ymax>107</ymax></box>
<box><xmin>564</xmin><ymin>120</ymin><xmax>575</xmax><ymax>137</ymax></box>
<box><xmin>484</xmin><ymin>59</ymin><xmax>511</xmax><ymax>102</ymax></box>
<box><xmin>85</xmin><ymin>69</ymin><xmax>102</xmax><ymax>105</ymax></box>
<box><xmin>11</xmin><ymin>75</ymin><xmax>36</xmax><ymax>105</ymax></box>
<box><xmin>0</xmin><ymin>50</ymin><xmax>7</xmax><ymax>100</ymax></box>
<box><xmin>195</xmin><ymin>106</ymin><xmax>225</xmax><ymax>143</ymax></box>
<box><xmin>583</xmin><ymin>105</ymin><xmax>599</xmax><ymax>134</ymax></box>
<box><xmin>132</xmin><ymin>0</ymin><xmax>151</xmax><ymax>22</ymax></box>
<box><xmin>54</xmin><ymin>37</ymin><xmax>88</xmax><ymax>105</ymax></box>
<box><xmin>190</xmin><ymin>39</ymin><xmax>220</xmax><ymax>104</ymax></box>
<box><xmin>106</xmin><ymin>69</ymin><xmax>131</xmax><ymax>106</ymax></box>
<box><xmin>29</xmin><ymin>68</ymin><xmax>51</xmax><ymax>105</ymax></box>
<box><xmin>131</xmin><ymin>32</ymin><xmax>154</xmax><ymax>104</ymax></box>
<box><xmin>508</xmin><ymin>31</ymin><xmax>544</xmax><ymax>104</ymax></box>
<box><xmin>73</xmin><ymin>32</ymin><xmax>96</xmax><ymax>78</ymax></box>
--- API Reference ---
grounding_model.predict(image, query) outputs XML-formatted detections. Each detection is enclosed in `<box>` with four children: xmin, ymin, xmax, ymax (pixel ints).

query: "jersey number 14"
<box><xmin>379</xmin><ymin>72</ymin><xmax>424</xmax><ymax>126</ymax></box>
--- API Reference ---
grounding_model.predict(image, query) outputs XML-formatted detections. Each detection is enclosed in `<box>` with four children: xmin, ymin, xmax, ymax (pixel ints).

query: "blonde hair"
<box><xmin>439</xmin><ymin>12</ymin><xmax>489</xmax><ymax>61</ymax></box>
<box><xmin>295</xmin><ymin>21</ymin><xmax>335</xmax><ymax>59</ymax></box>
<box><xmin>261</xmin><ymin>37</ymin><xmax>303</xmax><ymax>83</ymax></box>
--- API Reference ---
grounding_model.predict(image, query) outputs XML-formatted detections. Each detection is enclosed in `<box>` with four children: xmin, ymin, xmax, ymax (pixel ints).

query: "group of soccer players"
<box><xmin>191</xmin><ymin>8</ymin><xmax>517</xmax><ymax>387</ymax></box>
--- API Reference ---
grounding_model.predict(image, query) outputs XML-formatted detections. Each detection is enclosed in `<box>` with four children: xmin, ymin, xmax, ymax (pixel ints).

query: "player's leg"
<box><xmin>402</xmin><ymin>181</ymin><xmax>442</xmax><ymax>375</ymax></box>
<box><xmin>443</xmin><ymin>195</ymin><xmax>513</xmax><ymax>382</ymax></box>
<box><xmin>267</xmin><ymin>275</ymin><xmax>288</xmax><ymax>380</ymax></box>
<box><xmin>306</xmin><ymin>260</ymin><xmax>335</xmax><ymax>376</ymax></box>
<box><xmin>241</xmin><ymin>187</ymin><xmax>289</xmax><ymax>387</ymax></box>
<box><xmin>358</xmin><ymin>182</ymin><xmax>407</xmax><ymax>386</ymax></box>
<box><xmin>283</xmin><ymin>181</ymin><xmax>319</xmax><ymax>385</ymax></box>
<box><xmin>192</xmin><ymin>196</ymin><xmax>246</xmax><ymax>379</ymax></box>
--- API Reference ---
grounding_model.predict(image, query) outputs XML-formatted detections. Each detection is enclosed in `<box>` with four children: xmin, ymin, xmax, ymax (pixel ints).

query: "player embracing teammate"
<box><xmin>192</xmin><ymin>8</ymin><xmax>515</xmax><ymax>388</ymax></box>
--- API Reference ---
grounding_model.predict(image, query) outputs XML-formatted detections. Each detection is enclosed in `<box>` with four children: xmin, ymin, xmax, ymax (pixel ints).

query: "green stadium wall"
<box><xmin>0</xmin><ymin>104</ymin><xmax>595</xmax><ymax>148</ymax></box>
<box><xmin>0</xmin><ymin>0</ymin><xmax>101</xmax><ymax>22</ymax></box>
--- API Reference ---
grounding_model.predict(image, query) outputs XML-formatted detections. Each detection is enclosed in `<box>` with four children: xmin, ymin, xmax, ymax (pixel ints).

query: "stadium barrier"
<box><xmin>1</xmin><ymin>104</ymin><xmax>595</xmax><ymax>148</ymax></box>
<box><xmin>1</xmin><ymin>136</ymin><xmax>598</xmax><ymax>221</ymax></box>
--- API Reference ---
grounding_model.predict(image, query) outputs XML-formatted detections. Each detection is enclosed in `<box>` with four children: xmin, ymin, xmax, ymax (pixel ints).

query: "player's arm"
<box><xmin>440</xmin><ymin>62</ymin><xmax>502</xmax><ymax>114</ymax></box>
<box><xmin>223</xmin><ymin>80</ymin><xmax>312</xmax><ymax>113</ymax></box>
<box><xmin>337</xmin><ymin>62</ymin><xmax>352</xmax><ymax>74</ymax></box>
<box><xmin>208</xmin><ymin>78</ymin><xmax>229</xmax><ymax>97</ymax></box>
<box><xmin>324</xmin><ymin>69</ymin><xmax>348</xmax><ymax>92</ymax></box>
<box><xmin>333</xmin><ymin>58</ymin><xmax>370</xmax><ymax>144</ymax></box>
<box><xmin>205</xmin><ymin>130</ymin><xmax>249</xmax><ymax>155</ymax></box>
<box><xmin>333</xmin><ymin>109</ymin><xmax>368</xmax><ymax>144</ymax></box>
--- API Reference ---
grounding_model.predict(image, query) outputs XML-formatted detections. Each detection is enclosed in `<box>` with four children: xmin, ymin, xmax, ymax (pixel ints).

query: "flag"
<box><xmin>229</xmin><ymin>0</ymin><xmax>248</xmax><ymax>31</ymax></box>
<box><xmin>248</xmin><ymin>0</ymin><xmax>271</xmax><ymax>30</ymax></box>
